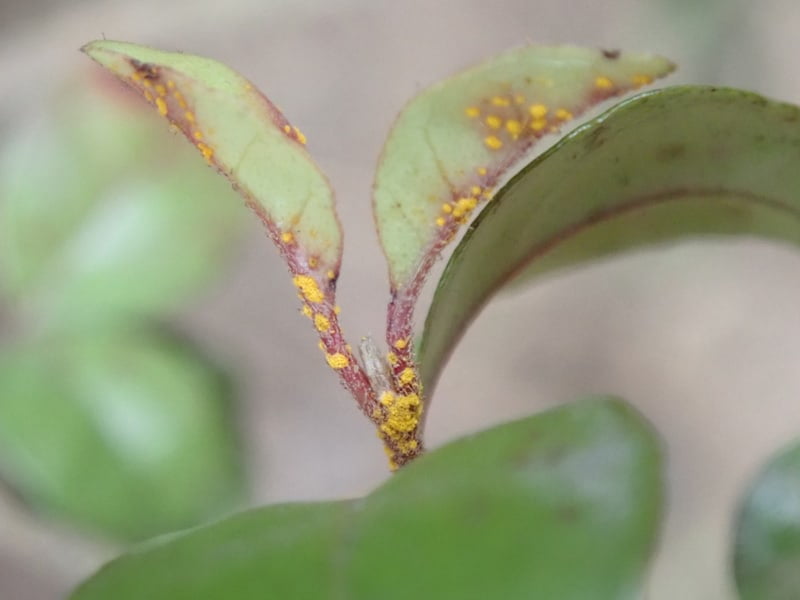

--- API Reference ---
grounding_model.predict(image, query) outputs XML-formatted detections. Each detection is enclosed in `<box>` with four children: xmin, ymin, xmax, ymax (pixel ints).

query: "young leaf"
<box><xmin>734</xmin><ymin>439</ymin><xmax>800</xmax><ymax>599</ymax></box>
<box><xmin>82</xmin><ymin>40</ymin><xmax>343</xmax><ymax>282</ymax></box>
<box><xmin>374</xmin><ymin>45</ymin><xmax>674</xmax><ymax>290</ymax></box>
<box><xmin>419</xmin><ymin>86</ymin><xmax>800</xmax><ymax>394</ymax></box>
<box><xmin>70</xmin><ymin>397</ymin><xmax>663</xmax><ymax>599</ymax></box>
<box><xmin>82</xmin><ymin>41</ymin><xmax>378</xmax><ymax>427</ymax></box>
<box><xmin>0</xmin><ymin>330</ymin><xmax>242</xmax><ymax>540</ymax></box>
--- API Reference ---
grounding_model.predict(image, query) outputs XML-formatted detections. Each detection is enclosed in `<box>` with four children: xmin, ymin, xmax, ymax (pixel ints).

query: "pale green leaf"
<box><xmin>71</xmin><ymin>397</ymin><xmax>663</xmax><ymax>599</ymax></box>
<box><xmin>82</xmin><ymin>40</ymin><xmax>342</xmax><ymax>276</ymax></box>
<box><xmin>374</xmin><ymin>45</ymin><xmax>674</xmax><ymax>288</ymax></box>
<box><xmin>0</xmin><ymin>330</ymin><xmax>243</xmax><ymax>540</ymax></box>
<box><xmin>0</xmin><ymin>83</ymin><xmax>243</xmax><ymax>325</ymax></box>
<box><xmin>420</xmin><ymin>86</ymin><xmax>800</xmax><ymax>394</ymax></box>
<box><xmin>734</xmin><ymin>439</ymin><xmax>800</xmax><ymax>599</ymax></box>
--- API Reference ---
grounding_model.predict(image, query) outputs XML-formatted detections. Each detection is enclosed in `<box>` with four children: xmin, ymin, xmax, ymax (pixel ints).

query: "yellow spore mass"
<box><xmin>399</xmin><ymin>367</ymin><xmax>416</xmax><ymax>385</ymax></box>
<box><xmin>465</xmin><ymin>106</ymin><xmax>480</xmax><ymax>118</ymax></box>
<box><xmin>555</xmin><ymin>108</ymin><xmax>574</xmax><ymax>121</ymax></box>
<box><xmin>281</xmin><ymin>231</ymin><xmax>294</xmax><ymax>243</ymax></box>
<box><xmin>384</xmin><ymin>393</ymin><xmax>421</xmax><ymax>433</ymax></box>
<box><xmin>196</xmin><ymin>142</ymin><xmax>214</xmax><ymax>163</ymax></box>
<box><xmin>484</xmin><ymin>135</ymin><xmax>503</xmax><ymax>150</ymax></box>
<box><xmin>595</xmin><ymin>75</ymin><xmax>614</xmax><ymax>89</ymax></box>
<box><xmin>301</xmin><ymin>305</ymin><xmax>313</xmax><ymax>318</ymax></box>
<box><xmin>314</xmin><ymin>313</ymin><xmax>331</xmax><ymax>333</ymax></box>
<box><xmin>393</xmin><ymin>338</ymin><xmax>408</xmax><ymax>350</ymax></box>
<box><xmin>293</xmin><ymin>275</ymin><xmax>325</xmax><ymax>303</ymax></box>
<box><xmin>156</xmin><ymin>98</ymin><xmax>167</xmax><ymax>117</ymax></box>
<box><xmin>485</xmin><ymin>115</ymin><xmax>502</xmax><ymax>129</ymax></box>
<box><xmin>505</xmin><ymin>119</ymin><xmax>523</xmax><ymax>137</ymax></box>
<box><xmin>293</xmin><ymin>127</ymin><xmax>307</xmax><ymax>145</ymax></box>
<box><xmin>379</xmin><ymin>391</ymin><xmax>395</xmax><ymax>406</ymax></box>
<box><xmin>325</xmin><ymin>353</ymin><xmax>349</xmax><ymax>369</ymax></box>
<box><xmin>529</xmin><ymin>103</ymin><xmax>548</xmax><ymax>119</ymax></box>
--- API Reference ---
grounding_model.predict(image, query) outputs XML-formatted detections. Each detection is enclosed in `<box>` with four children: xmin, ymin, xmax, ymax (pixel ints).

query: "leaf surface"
<box><xmin>0</xmin><ymin>330</ymin><xmax>243</xmax><ymax>540</ymax></box>
<box><xmin>82</xmin><ymin>40</ymin><xmax>342</xmax><ymax>278</ymax></box>
<box><xmin>374</xmin><ymin>45</ymin><xmax>674</xmax><ymax>288</ymax></box>
<box><xmin>420</xmin><ymin>86</ymin><xmax>800</xmax><ymax>393</ymax></box>
<box><xmin>71</xmin><ymin>397</ymin><xmax>662</xmax><ymax>599</ymax></box>
<box><xmin>734</xmin><ymin>439</ymin><xmax>800</xmax><ymax>599</ymax></box>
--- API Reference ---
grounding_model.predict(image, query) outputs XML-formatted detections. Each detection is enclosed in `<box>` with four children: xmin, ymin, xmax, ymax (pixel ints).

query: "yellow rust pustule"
<box><xmin>293</xmin><ymin>275</ymin><xmax>325</xmax><ymax>304</ymax></box>
<box><xmin>325</xmin><ymin>352</ymin><xmax>349</xmax><ymax>369</ymax></box>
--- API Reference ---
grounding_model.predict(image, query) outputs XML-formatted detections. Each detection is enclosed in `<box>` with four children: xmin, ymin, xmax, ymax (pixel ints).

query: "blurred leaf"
<box><xmin>71</xmin><ymin>397</ymin><xmax>663</xmax><ymax>599</ymax></box>
<box><xmin>0</xmin><ymin>330</ymin><xmax>243</xmax><ymax>540</ymax></box>
<box><xmin>419</xmin><ymin>86</ymin><xmax>800</xmax><ymax>394</ymax></box>
<box><xmin>373</xmin><ymin>45</ymin><xmax>673</xmax><ymax>288</ymax></box>
<box><xmin>0</xmin><ymin>83</ymin><xmax>244</xmax><ymax>326</ymax></box>
<box><xmin>734</xmin><ymin>439</ymin><xmax>800</xmax><ymax>599</ymax></box>
<box><xmin>82</xmin><ymin>40</ymin><xmax>343</xmax><ymax>280</ymax></box>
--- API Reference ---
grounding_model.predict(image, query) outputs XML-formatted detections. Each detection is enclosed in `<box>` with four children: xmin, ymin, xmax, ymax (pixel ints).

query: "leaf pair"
<box><xmin>0</xmin><ymin>81</ymin><xmax>245</xmax><ymax>539</ymax></box>
<box><xmin>81</xmin><ymin>41</ymin><xmax>675</xmax><ymax>467</ymax></box>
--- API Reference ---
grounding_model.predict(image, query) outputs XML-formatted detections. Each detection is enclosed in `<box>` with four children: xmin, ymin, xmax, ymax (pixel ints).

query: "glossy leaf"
<box><xmin>82</xmin><ymin>40</ymin><xmax>343</xmax><ymax>278</ymax></box>
<box><xmin>374</xmin><ymin>45</ymin><xmax>674</xmax><ymax>288</ymax></box>
<box><xmin>420</xmin><ymin>86</ymin><xmax>800</xmax><ymax>393</ymax></box>
<box><xmin>0</xmin><ymin>330</ymin><xmax>243</xmax><ymax>540</ymax></box>
<box><xmin>734</xmin><ymin>439</ymin><xmax>800</xmax><ymax>599</ymax></box>
<box><xmin>0</xmin><ymin>84</ymin><xmax>243</xmax><ymax>325</ymax></box>
<box><xmin>71</xmin><ymin>397</ymin><xmax>663</xmax><ymax>599</ymax></box>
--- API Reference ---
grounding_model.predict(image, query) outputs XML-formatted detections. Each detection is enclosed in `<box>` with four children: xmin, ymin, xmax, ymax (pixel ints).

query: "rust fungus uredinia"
<box><xmin>84</xmin><ymin>41</ymin><xmax>675</xmax><ymax>471</ymax></box>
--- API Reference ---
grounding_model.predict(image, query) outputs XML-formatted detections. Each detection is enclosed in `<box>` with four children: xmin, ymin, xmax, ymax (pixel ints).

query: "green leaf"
<box><xmin>82</xmin><ymin>40</ymin><xmax>343</xmax><ymax>279</ymax></box>
<box><xmin>0</xmin><ymin>83</ymin><xmax>244</xmax><ymax>326</ymax></box>
<box><xmin>373</xmin><ymin>45</ymin><xmax>674</xmax><ymax>288</ymax></box>
<box><xmin>419</xmin><ymin>86</ymin><xmax>800</xmax><ymax>394</ymax></box>
<box><xmin>71</xmin><ymin>397</ymin><xmax>663</xmax><ymax>599</ymax></box>
<box><xmin>0</xmin><ymin>330</ymin><xmax>243</xmax><ymax>540</ymax></box>
<box><xmin>734</xmin><ymin>439</ymin><xmax>800</xmax><ymax>599</ymax></box>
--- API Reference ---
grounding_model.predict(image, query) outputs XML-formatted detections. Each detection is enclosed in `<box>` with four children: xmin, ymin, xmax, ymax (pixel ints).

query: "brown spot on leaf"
<box><xmin>129</xmin><ymin>58</ymin><xmax>160</xmax><ymax>80</ymax></box>
<box><xmin>656</xmin><ymin>142</ymin><xmax>686</xmax><ymax>161</ymax></box>
<box><xmin>584</xmin><ymin>124</ymin><xmax>608</xmax><ymax>151</ymax></box>
<box><xmin>556</xmin><ymin>505</ymin><xmax>581</xmax><ymax>522</ymax></box>
<box><xmin>602</xmin><ymin>49</ymin><xmax>621</xmax><ymax>60</ymax></box>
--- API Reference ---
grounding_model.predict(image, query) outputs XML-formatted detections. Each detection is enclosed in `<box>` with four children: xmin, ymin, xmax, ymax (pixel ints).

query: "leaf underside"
<box><xmin>82</xmin><ymin>40</ymin><xmax>342</xmax><ymax>278</ymax></box>
<box><xmin>734</xmin><ymin>439</ymin><xmax>800</xmax><ymax>599</ymax></box>
<box><xmin>419</xmin><ymin>85</ymin><xmax>800</xmax><ymax>394</ymax></box>
<box><xmin>71</xmin><ymin>398</ymin><xmax>662</xmax><ymax>600</ymax></box>
<box><xmin>374</xmin><ymin>45</ymin><xmax>674</xmax><ymax>289</ymax></box>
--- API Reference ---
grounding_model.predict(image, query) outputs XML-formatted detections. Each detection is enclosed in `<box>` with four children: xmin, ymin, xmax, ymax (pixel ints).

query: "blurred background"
<box><xmin>1</xmin><ymin>0</ymin><xmax>800</xmax><ymax>598</ymax></box>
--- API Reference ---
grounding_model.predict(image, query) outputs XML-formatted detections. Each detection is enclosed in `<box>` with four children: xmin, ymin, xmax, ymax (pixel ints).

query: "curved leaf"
<box><xmin>374</xmin><ymin>45</ymin><xmax>674</xmax><ymax>288</ymax></box>
<box><xmin>420</xmin><ymin>86</ymin><xmax>800</xmax><ymax>393</ymax></box>
<box><xmin>71</xmin><ymin>397</ymin><xmax>663</xmax><ymax>599</ymax></box>
<box><xmin>82</xmin><ymin>40</ymin><xmax>342</xmax><ymax>278</ymax></box>
<box><xmin>0</xmin><ymin>330</ymin><xmax>243</xmax><ymax>540</ymax></box>
<box><xmin>0</xmin><ymin>82</ymin><xmax>243</xmax><ymax>325</ymax></box>
<box><xmin>734</xmin><ymin>439</ymin><xmax>800</xmax><ymax>599</ymax></box>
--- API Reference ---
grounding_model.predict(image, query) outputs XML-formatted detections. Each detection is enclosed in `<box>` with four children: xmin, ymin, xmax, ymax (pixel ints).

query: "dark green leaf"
<box><xmin>0</xmin><ymin>330</ymin><xmax>243</xmax><ymax>540</ymax></box>
<box><xmin>419</xmin><ymin>86</ymin><xmax>800</xmax><ymax>393</ymax></box>
<box><xmin>734</xmin><ymin>439</ymin><xmax>800</xmax><ymax>599</ymax></box>
<box><xmin>71</xmin><ymin>397</ymin><xmax>663</xmax><ymax>599</ymax></box>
